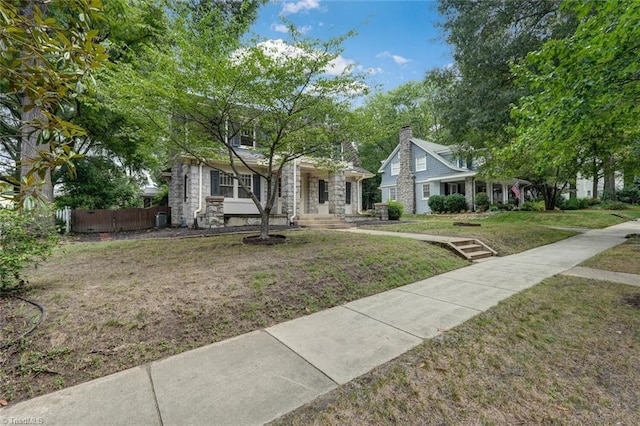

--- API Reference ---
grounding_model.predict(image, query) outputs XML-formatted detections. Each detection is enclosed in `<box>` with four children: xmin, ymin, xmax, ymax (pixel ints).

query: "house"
<box><xmin>379</xmin><ymin>127</ymin><xmax>526</xmax><ymax>214</ymax></box>
<box><xmin>167</xmin><ymin>141</ymin><xmax>373</xmax><ymax>228</ymax></box>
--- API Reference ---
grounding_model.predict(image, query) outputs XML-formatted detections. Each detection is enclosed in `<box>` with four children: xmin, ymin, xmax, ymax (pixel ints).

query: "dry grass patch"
<box><xmin>581</xmin><ymin>237</ymin><xmax>640</xmax><ymax>275</ymax></box>
<box><xmin>0</xmin><ymin>230</ymin><xmax>466</xmax><ymax>403</ymax></box>
<box><xmin>369</xmin><ymin>218</ymin><xmax>577</xmax><ymax>256</ymax></box>
<box><xmin>273</xmin><ymin>276</ymin><xmax>640</xmax><ymax>425</ymax></box>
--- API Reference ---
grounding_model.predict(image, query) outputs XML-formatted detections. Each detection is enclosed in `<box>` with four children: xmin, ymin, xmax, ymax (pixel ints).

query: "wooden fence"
<box><xmin>69</xmin><ymin>207</ymin><xmax>170</xmax><ymax>233</ymax></box>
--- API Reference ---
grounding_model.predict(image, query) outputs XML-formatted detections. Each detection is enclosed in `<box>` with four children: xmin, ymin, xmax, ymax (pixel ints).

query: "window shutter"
<box><xmin>211</xmin><ymin>171</ymin><xmax>220</xmax><ymax>196</ymax></box>
<box><xmin>319</xmin><ymin>180</ymin><xmax>325</xmax><ymax>204</ymax></box>
<box><xmin>253</xmin><ymin>174</ymin><xmax>261</xmax><ymax>201</ymax></box>
<box><xmin>345</xmin><ymin>182</ymin><xmax>352</xmax><ymax>205</ymax></box>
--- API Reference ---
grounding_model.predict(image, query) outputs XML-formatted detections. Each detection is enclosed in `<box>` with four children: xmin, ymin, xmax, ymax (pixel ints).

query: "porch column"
<box><xmin>281</xmin><ymin>162</ymin><xmax>300</xmax><ymax>218</ymax></box>
<box><xmin>464</xmin><ymin>177</ymin><xmax>474</xmax><ymax>211</ymax></box>
<box><xmin>328</xmin><ymin>171</ymin><xmax>346</xmax><ymax>219</ymax></box>
<box><xmin>307</xmin><ymin>176</ymin><xmax>319</xmax><ymax>214</ymax></box>
<box><xmin>503</xmin><ymin>184</ymin><xmax>508</xmax><ymax>203</ymax></box>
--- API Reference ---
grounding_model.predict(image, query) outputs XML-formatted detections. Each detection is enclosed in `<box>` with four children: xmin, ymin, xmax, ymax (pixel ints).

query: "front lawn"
<box><xmin>273</xmin><ymin>274</ymin><xmax>640</xmax><ymax>425</ymax></box>
<box><xmin>369</xmin><ymin>209</ymin><xmax>640</xmax><ymax>255</ymax></box>
<box><xmin>1</xmin><ymin>230</ymin><xmax>467</xmax><ymax>403</ymax></box>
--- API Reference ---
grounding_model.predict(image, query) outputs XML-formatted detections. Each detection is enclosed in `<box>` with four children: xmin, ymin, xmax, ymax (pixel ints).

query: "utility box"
<box><xmin>155</xmin><ymin>212</ymin><xmax>168</xmax><ymax>228</ymax></box>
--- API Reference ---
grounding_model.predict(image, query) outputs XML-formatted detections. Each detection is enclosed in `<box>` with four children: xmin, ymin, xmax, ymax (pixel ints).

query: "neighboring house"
<box><xmin>167</xmin><ymin>137</ymin><xmax>373</xmax><ymax>228</ymax></box>
<box><xmin>379</xmin><ymin>127</ymin><xmax>526</xmax><ymax>214</ymax></box>
<box><xmin>568</xmin><ymin>172</ymin><xmax>625</xmax><ymax>199</ymax></box>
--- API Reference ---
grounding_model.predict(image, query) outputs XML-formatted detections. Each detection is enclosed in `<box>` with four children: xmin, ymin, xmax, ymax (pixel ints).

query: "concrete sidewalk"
<box><xmin>2</xmin><ymin>220</ymin><xmax>639</xmax><ymax>426</ymax></box>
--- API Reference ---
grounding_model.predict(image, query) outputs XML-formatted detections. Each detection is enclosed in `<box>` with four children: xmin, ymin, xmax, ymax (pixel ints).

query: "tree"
<box><xmin>510</xmin><ymin>0</ymin><xmax>640</xmax><ymax>201</ymax></box>
<box><xmin>0</xmin><ymin>0</ymin><xmax>107</xmax><ymax>208</ymax></box>
<box><xmin>55</xmin><ymin>156</ymin><xmax>142</xmax><ymax>209</ymax></box>
<box><xmin>437</xmin><ymin>0</ymin><xmax>576</xmax><ymax>150</ymax></box>
<box><xmin>348</xmin><ymin>77</ymin><xmax>449</xmax><ymax>207</ymax></box>
<box><xmin>112</xmin><ymin>8</ymin><xmax>366</xmax><ymax>239</ymax></box>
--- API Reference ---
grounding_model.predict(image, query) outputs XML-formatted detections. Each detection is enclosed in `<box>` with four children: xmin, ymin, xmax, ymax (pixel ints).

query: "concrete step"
<box><xmin>295</xmin><ymin>217</ymin><xmax>354</xmax><ymax>229</ymax></box>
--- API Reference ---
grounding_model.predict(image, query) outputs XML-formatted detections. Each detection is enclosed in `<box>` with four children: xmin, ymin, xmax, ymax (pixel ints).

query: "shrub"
<box><xmin>560</xmin><ymin>198</ymin><xmax>579</xmax><ymax>210</ymax></box>
<box><xmin>521</xmin><ymin>200</ymin><xmax>545</xmax><ymax>211</ymax></box>
<box><xmin>444</xmin><ymin>194</ymin><xmax>468</xmax><ymax>213</ymax></box>
<box><xmin>0</xmin><ymin>207</ymin><xmax>58</xmax><ymax>294</ymax></box>
<box><xmin>428</xmin><ymin>195</ymin><xmax>446</xmax><ymax>213</ymax></box>
<box><xmin>387</xmin><ymin>200</ymin><xmax>404</xmax><ymax>220</ymax></box>
<box><xmin>602</xmin><ymin>201</ymin><xmax>629</xmax><ymax>210</ymax></box>
<box><xmin>616</xmin><ymin>186</ymin><xmax>640</xmax><ymax>205</ymax></box>
<box><xmin>474</xmin><ymin>192</ymin><xmax>490</xmax><ymax>212</ymax></box>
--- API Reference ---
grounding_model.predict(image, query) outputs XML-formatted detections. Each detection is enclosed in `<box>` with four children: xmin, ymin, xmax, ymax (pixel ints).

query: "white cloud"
<box><xmin>376</xmin><ymin>51</ymin><xmax>411</xmax><ymax>65</ymax></box>
<box><xmin>392</xmin><ymin>55</ymin><xmax>410</xmax><ymax>65</ymax></box>
<box><xmin>271</xmin><ymin>23</ymin><xmax>312</xmax><ymax>34</ymax></box>
<box><xmin>281</xmin><ymin>0</ymin><xmax>320</xmax><ymax>15</ymax></box>
<box><xmin>325</xmin><ymin>55</ymin><xmax>355</xmax><ymax>76</ymax></box>
<box><xmin>357</xmin><ymin>65</ymin><xmax>383</xmax><ymax>76</ymax></box>
<box><xmin>271</xmin><ymin>23</ymin><xmax>288</xmax><ymax>33</ymax></box>
<box><xmin>235</xmin><ymin>39</ymin><xmax>356</xmax><ymax>78</ymax></box>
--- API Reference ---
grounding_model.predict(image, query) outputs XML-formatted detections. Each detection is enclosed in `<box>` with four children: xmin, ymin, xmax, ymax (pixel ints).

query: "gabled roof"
<box><xmin>378</xmin><ymin>137</ymin><xmax>468</xmax><ymax>174</ymax></box>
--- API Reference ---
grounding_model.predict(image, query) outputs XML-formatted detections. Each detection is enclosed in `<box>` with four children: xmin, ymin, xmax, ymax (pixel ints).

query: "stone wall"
<box><xmin>465</xmin><ymin>177</ymin><xmax>474</xmax><ymax>211</ymax></box>
<box><xmin>280</xmin><ymin>162</ymin><xmax>300</xmax><ymax>220</ymax></box>
<box><xmin>328</xmin><ymin>171</ymin><xmax>346</xmax><ymax>219</ymax></box>
<box><xmin>204</xmin><ymin>196</ymin><xmax>224</xmax><ymax>228</ymax></box>
<box><xmin>397</xmin><ymin>126</ymin><xmax>415</xmax><ymax>214</ymax></box>
<box><xmin>169</xmin><ymin>159</ymin><xmax>184</xmax><ymax>226</ymax></box>
<box><xmin>307</xmin><ymin>176</ymin><xmax>319</xmax><ymax>214</ymax></box>
<box><xmin>374</xmin><ymin>203</ymin><xmax>389</xmax><ymax>221</ymax></box>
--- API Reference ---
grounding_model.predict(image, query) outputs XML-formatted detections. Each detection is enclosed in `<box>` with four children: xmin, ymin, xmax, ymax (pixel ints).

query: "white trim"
<box><xmin>421</xmin><ymin>183</ymin><xmax>431</xmax><ymax>200</ymax></box>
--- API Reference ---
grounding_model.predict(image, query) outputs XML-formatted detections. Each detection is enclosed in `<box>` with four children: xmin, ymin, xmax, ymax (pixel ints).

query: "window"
<box><xmin>319</xmin><ymin>179</ymin><xmax>329</xmax><ymax>204</ymax></box>
<box><xmin>240</xmin><ymin>128</ymin><xmax>254</xmax><ymax>147</ymax></box>
<box><xmin>219</xmin><ymin>173</ymin><xmax>234</xmax><ymax>198</ymax></box>
<box><xmin>345</xmin><ymin>182</ymin><xmax>352</xmax><ymax>205</ymax></box>
<box><xmin>416</xmin><ymin>156</ymin><xmax>426</xmax><ymax>172</ymax></box>
<box><xmin>390</xmin><ymin>162</ymin><xmax>400</xmax><ymax>176</ymax></box>
<box><xmin>183</xmin><ymin>175</ymin><xmax>188</xmax><ymax>202</ymax></box>
<box><xmin>448</xmin><ymin>183</ymin><xmax>460</xmax><ymax>194</ymax></box>
<box><xmin>389</xmin><ymin>187</ymin><xmax>397</xmax><ymax>201</ymax></box>
<box><xmin>422</xmin><ymin>183</ymin><xmax>431</xmax><ymax>199</ymax></box>
<box><xmin>238</xmin><ymin>174</ymin><xmax>252</xmax><ymax>198</ymax></box>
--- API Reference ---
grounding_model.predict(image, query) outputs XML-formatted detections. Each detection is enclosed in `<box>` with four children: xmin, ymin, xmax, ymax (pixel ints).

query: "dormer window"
<box><xmin>240</xmin><ymin>128</ymin><xmax>254</xmax><ymax>148</ymax></box>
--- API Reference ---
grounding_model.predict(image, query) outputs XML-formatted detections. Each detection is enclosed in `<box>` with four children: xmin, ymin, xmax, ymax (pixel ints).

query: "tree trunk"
<box><xmin>259</xmin><ymin>209</ymin><xmax>270</xmax><ymax>239</ymax></box>
<box><xmin>21</xmin><ymin>100</ymin><xmax>53</xmax><ymax>203</ymax></box>
<box><xmin>591</xmin><ymin>159</ymin><xmax>599</xmax><ymax>199</ymax></box>
<box><xmin>603</xmin><ymin>156</ymin><xmax>616</xmax><ymax>200</ymax></box>
<box><xmin>20</xmin><ymin>2</ymin><xmax>53</xmax><ymax>204</ymax></box>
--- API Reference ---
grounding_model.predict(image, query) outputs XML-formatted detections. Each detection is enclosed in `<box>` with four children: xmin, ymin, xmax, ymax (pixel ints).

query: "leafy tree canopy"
<box><xmin>510</xmin><ymin>0</ymin><xmax>640</xmax><ymax>188</ymax></box>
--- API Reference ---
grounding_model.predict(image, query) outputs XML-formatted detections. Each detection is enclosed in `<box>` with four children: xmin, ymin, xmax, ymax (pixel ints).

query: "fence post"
<box><xmin>55</xmin><ymin>206</ymin><xmax>72</xmax><ymax>234</ymax></box>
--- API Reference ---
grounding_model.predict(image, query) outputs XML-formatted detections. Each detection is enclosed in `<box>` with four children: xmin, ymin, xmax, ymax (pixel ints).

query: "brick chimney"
<box><xmin>397</xmin><ymin>126</ymin><xmax>415</xmax><ymax>214</ymax></box>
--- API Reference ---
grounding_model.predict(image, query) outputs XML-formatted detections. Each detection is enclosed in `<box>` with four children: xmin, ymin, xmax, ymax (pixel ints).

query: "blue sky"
<box><xmin>251</xmin><ymin>0</ymin><xmax>452</xmax><ymax>95</ymax></box>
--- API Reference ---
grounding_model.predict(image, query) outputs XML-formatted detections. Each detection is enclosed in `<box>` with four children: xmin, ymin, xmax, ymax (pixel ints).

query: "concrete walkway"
<box><xmin>2</xmin><ymin>220</ymin><xmax>639</xmax><ymax>426</ymax></box>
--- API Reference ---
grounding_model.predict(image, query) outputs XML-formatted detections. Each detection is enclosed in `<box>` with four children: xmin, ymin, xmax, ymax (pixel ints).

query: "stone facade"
<box><xmin>307</xmin><ymin>176</ymin><xmax>319</xmax><ymax>214</ymax></box>
<box><xmin>374</xmin><ymin>203</ymin><xmax>389</xmax><ymax>221</ymax></box>
<box><xmin>464</xmin><ymin>176</ymin><xmax>474</xmax><ymax>210</ymax></box>
<box><xmin>328</xmin><ymin>172</ymin><xmax>346</xmax><ymax>219</ymax></box>
<box><xmin>280</xmin><ymin>162</ymin><xmax>301</xmax><ymax>220</ymax></box>
<box><xmin>397</xmin><ymin>126</ymin><xmax>415</xmax><ymax>214</ymax></box>
<box><xmin>204</xmin><ymin>196</ymin><xmax>224</xmax><ymax>228</ymax></box>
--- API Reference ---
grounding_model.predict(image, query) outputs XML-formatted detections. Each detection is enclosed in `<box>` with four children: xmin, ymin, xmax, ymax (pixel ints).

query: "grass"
<box><xmin>272</xmin><ymin>275</ymin><xmax>640</xmax><ymax>425</ymax></box>
<box><xmin>367</xmin><ymin>209</ymin><xmax>640</xmax><ymax>255</ymax></box>
<box><xmin>581</xmin><ymin>237</ymin><xmax>640</xmax><ymax>275</ymax></box>
<box><xmin>0</xmin><ymin>230</ymin><xmax>467</xmax><ymax>403</ymax></box>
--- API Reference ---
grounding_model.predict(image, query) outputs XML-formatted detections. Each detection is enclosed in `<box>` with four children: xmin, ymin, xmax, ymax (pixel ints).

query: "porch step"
<box><xmin>295</xmin><ymin>215</ymin><xmax>354</xmax><ymax>229</ymax></box>
<box><xmin>446</xmin><ymin>239</ymin><xmax>497</xmax><ymax>261</ymax></box>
